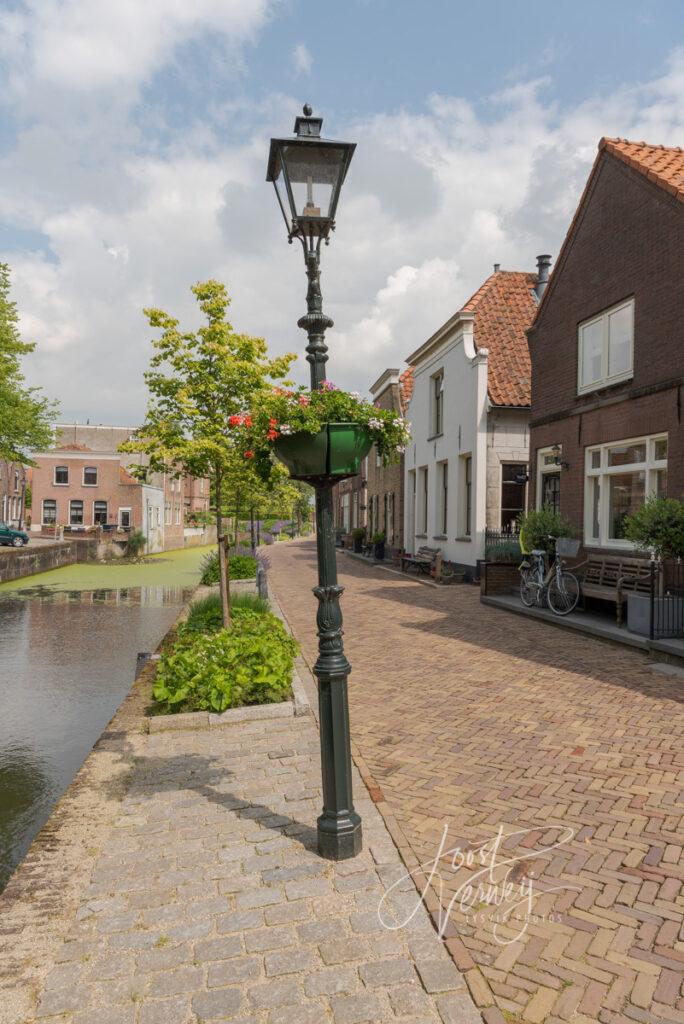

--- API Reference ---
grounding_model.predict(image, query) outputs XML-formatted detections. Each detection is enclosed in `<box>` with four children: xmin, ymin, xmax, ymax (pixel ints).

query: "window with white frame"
<box><xmin>164</xmin><ymin>501</ymin><xmax>171</xmax><ymax>525</ymax></box>
<box><xmin>585</xmin><ymin>434</ymin><xmax>667</xmax><ymax>547</ymax></box>
<box><xmin>342</xmin><ymin>492</ymin><xmax>351</xmax><ymax>533</ymax></box>
<box><xmin>54</xmin><ymin>465</ymin><xmax>69</xmax><ymax>485</ymax></box>
<box><xmin>83</xmin><ymin>466</ymin><xmax>98</xmax><ymax>486</ymax></box>
<box><xmin>93</xmin><ymin>500</ymin><xmax>107</xmax><ymax>525</ymax></box>
<box><xmin>536</xmin><ymin>448</ymin><xmax>562</xmax><ymax>514</ymax></box>
<box><xmin>458</xmin><ymin>455</ymin><xmax>472</xmax><ymax>537</ymax></box>
<box><xmin>437</xmin><ymin>461</ymin><xmax>448</xmax><ymax>535</ymax></box>
<box><xmin>430</xmin><ymin>370</ymin><xmax>444</xmax><ymax>436</ymax></box>
<box><xmin>119</xmin><ymin>508</ymin><xmax>131</xmax><ymax>529</ymax></box>
<box><xmin>42</xmin><ymin>499</ymin><xmax>57</xmax><ymax>525</ymax></box>
<box><xmin>175</xmin><ymin>504</ymin><xmax>181</xmax><ymax>525</ymax></box>
<box><xmin>13</xmin><ymin>470</ymin><xmax>19</xmax><ymax>492</ymax></box>
<box><xmin>418</xmin><ymin>467</ymin><xmax>428</xmax><ymax>534</ymax></box>
<box><xmin>69</xmin><ymin>499</ymin><xmax>84</xmax><ymax>525</ymax></box>
<box><xmin>578</xmin><ymin>298</ymin><xmax>634</xmax><ymax>394</ymax></box>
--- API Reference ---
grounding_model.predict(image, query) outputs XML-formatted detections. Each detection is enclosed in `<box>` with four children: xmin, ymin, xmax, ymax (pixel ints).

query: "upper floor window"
<box><xmin>54</xmin><ymin>465</ymin><xmax>69</xmax><ymax>485</ymax></box>
<box><xmin>430</xmin><ymin>370</ymin><xmax>444</xmax><ymax>436</ymax></box>
<box><xmin>13</xmin><ymin>470</ymin><xmax>19</xmax><ymax>492</ymax></box>
<box><xmin>578</xmin><ymin>298</ymin><xmax>634</xmax><ymax>394</ymax></box>
<box><xmin>83</xmin><ymin>466</ymin><xmax>98</xmax><ymax>486</ymax></box>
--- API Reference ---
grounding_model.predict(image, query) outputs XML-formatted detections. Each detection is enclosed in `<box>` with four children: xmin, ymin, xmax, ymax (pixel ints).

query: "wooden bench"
<box><xmin>401</xmin><ymin>546</ymin><xmax>441</xmax><ymax>576</ymax></box>
<box><xmin>576</xmin><ymin>554</ymin><xmax>652</xmax><ymax>626</ymax></box>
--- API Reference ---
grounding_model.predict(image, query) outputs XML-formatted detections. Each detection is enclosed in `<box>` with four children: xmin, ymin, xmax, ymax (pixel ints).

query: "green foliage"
<box><xmin>485</xmin><ymin>539</ymin><xmax>522</xmax><ymax>563</ymax></box>
<box><xmin>153</xmin><ymin>610</ymin><xmax>299</xmax><ymax>713</ymax></box>
<box><xmin>125</xmin><ymin>529</ymin><xmax>146</xmax><ymax>557</ymax></box>
<box><xmin>200</xmin><ymin>550</ymin><xmax>256</xmax><ymax>584</ymax></box>
<box><xmin>24</xmin><ymin>484</ymin><xmax>32</xmax><ymax>510</ymax></box>
<box><xmin>351</xmin><ymin>527</ymin><xmax>366</xmax><ymax>541</ymax></box>
<box><xmin>623</xmin><ymin>496</ymin><xmax>684</xmax><ymax>559</ymax></box>
<box><xmin>519</xmin><ymin>507</ymin><xmax>573</xmax><ymax>554</ymax></box>
<box><xmin>0</xmin><ymin>263</ymin><xmax>58</xmax><ymax>463</ymax></box>
<box><xmin>371</xmin><ymin>531</ymin><xmax>385</xmax><ymax>544</ymax></box>
<box><xmin>237</xmin><ymin>383</ymin><xmax>410</xmax><ymax>478</ymax></box>
<box><xmin>182</xmin><ymin>591</ymin><xmax>269</xmax><ymax>635</ymax></box>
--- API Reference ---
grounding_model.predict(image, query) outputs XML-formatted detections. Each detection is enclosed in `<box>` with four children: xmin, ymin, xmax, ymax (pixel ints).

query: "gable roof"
<box><xmin>533</xmin><ymin>137</ymin><xmax>683</xmax><ymax>324</ymax></box>
<box><xmin>463</xmin><ymin>270</ymin><xmax>537</xmax><ymax>407</ymax></box>
<box><xmin>399</xmin><ymin>367</ymin><xmax>414</xmax><ymax>410</ymax></box>
<box><xmin>601</xmin><ymin>138</ymin><xmax>684</xmax><ymax>201</ymax></box>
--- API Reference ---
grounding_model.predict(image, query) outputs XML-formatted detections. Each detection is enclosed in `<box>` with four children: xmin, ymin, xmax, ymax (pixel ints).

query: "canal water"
<box><xmin>0</xmin><ymin>545</ymin><xmax>211</xmax><ymax>892</ymax></box>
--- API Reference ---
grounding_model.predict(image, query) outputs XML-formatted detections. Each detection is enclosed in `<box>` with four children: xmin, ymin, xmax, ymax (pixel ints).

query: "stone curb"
<box><xmin>146</xmin><ymin>578</ymin><xmax>312</xmax><ymax>733</ymax></box>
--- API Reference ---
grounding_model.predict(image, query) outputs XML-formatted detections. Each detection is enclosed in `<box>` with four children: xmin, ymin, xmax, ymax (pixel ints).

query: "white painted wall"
<box><xmin>485</xmin><ymin>408</ymin><xmax>530</xmax><ymax>529</ymax></box>
<box><xmin>404</xmin><ymin>314</ymin><xmax>489</xmax><ymax>570</ymax></box>
<box><xmin>142</xmin><ymin>485</ymin><xmax>164</xmax><ymax>554</ymax></box>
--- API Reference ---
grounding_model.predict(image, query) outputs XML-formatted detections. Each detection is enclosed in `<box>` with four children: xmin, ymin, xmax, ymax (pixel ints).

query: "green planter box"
<box><xmin>273</xmin><ymin>423</ymin><xmax>372</xmax><ymax>482</ymax></box>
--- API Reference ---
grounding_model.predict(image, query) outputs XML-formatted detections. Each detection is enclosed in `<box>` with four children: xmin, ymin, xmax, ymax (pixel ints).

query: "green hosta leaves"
<box><xmin>153</xmin><ymin>611</ymin><xmax>298</xmax><ymax>714</ymax></box>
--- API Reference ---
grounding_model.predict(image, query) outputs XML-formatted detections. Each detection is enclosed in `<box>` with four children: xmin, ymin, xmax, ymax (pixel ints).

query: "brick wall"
<box><xmin>528</xmin><ymin>153</ymin><xmax>684</xmax><ymax>543</ymax></box>
<box><xmin>367</xmin><ymin>381</ymin><xmax>405</xmax><ymax>549</ymax></box>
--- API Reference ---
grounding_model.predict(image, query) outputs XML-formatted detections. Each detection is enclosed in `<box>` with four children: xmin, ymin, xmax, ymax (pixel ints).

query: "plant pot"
<box><xmin>627</xmin><ymin>590</ymin><xmax>684</xmax><ymax>637</ymax></box>
<box><xmin>373</xmin><ymin>542</ymin><xmax>385</xmax><ymax>561</ymax></box>
<box><xmin>353</xmin><ymin>538</ymin><xmax>363</xmax><ymax>553</ymax></box>
<box><xmin>273</xmin><ymin>423</ymin><xmax>372</xmax><ymax>482</ymax></box>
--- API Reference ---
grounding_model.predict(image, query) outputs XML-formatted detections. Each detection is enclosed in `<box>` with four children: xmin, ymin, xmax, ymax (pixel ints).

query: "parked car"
<box><xmin>0</xmin><ymin>522</ymin><xmax>29</xmax><ymax>547</ymax></box>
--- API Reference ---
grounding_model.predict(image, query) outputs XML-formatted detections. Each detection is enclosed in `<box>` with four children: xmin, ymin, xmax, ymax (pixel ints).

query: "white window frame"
<box><xmin>536</xmin><ymin>447</ymin><xmax>562</xmax><ymax>511</ymax></box>
<box><xmin>54</xmin><ymin>465</ymin><xmax>69</xmax><ymax>485</ymax></box>
<box><xmin>577</xmin><ymin>297</ymin><xmax>634</xmax><ymax>395</ymax></box>
<box><xmin>436</xmin><ymin>460</ymin><xmax>448</xmax><ymax>536</ymax></box>
<box><xmin>418</xmin><ymin>467</ymin><xmax>428</xmax><ymax>535</ymax></box>
<box><xmin>457</xmin><ymin>455</ymin><xmax>472</xmax><ymax>538</ymax></box>
<box><xmin>430</xmin><ymin>370</ymin><xmax>444</xmax><ymax>437</ymax></box>
<box><xmin>69</xmin><ymin>499</ymin><xmax>84</xmax><ymax>526</ymax></box>
<box><xmin>584</xmin><ymin>433</ymin><xmax>667</xmax><ymax>549</ymax></box>
<box><xmin>119</xmin><ymin>507</ymin><xmax>132</xmax><ymax>529</ymax></box>
<box><xmin>93</xmin><ymin>500</ymin><xmax>108</xmax><ymax>525</ymax></box>
<box><xmin>83</xmin><ymin>466</ymin><xmax>98</xmax><ymax>486</ymax></box>
<box><xmin>42</xmin><ymin>498</ymin><xmax>57</xmax><ymax>525</ymax></box>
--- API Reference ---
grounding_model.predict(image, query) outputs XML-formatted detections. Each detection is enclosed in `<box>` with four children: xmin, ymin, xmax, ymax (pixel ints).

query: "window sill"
<box><xmin>454</xmin><ymin>536</ymin><xmax>472</xmax><ymax>542</ymax></box>
<box><xmin>53</xmin><ymin>482</ymin><xmax>69</xmax><ymax>487</ymax></box>
<box><xmin>577</xmin><ymin>372</ymin><xmax>633</xmax><ymax>397</ymax></box>
<box><xmin>432</xmin><ymin>534</ymin><xmax>447</xmax><ymax>540</ymax></box>
<box><xmin>82</xmin><ymin>483</ymin><xmax>98</xmax><ymax>487</ymax></box>
<box><xmin>427</xmin><ymin>433</ymin><xmax>444</xmax><ymax>442</ymax></box>
<box><xmin>415</xmin><ymin>533</ymin><xmax>427</xmax><ymax>539</ymax></box>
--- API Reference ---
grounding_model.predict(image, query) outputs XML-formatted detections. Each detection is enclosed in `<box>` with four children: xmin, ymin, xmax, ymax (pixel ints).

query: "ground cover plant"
<box><xmin>153</xmin><ymin>603</ymin><xmax>298</xmax><ymax>714</ymax></box>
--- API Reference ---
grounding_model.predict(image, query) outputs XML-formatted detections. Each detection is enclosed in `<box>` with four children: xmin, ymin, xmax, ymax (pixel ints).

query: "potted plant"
<box><xmin>236</xmin><ymin>382</ymin><xmax>410</xmax><ymax>483</ymax></box>
<box><xmin>372</xmin><ymin>531</ymin><xmax>386</xmax><ymax>561</ymax></box>
<box><xmin>438</xmin><ymin>560</ymin><xmax>465</xmax><ymax>585</ymax></box>
<box><xmin>623</xmin><ymin>497</ymin><xmax>684</xmax><ymax>636</ymax></box>
<box><xmin>351</xmin><ymin>527</ymin><xmax>366</xmax><ymax>553</ymax></box>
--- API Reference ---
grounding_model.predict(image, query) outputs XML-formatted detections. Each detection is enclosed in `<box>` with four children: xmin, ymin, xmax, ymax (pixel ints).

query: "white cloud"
<box><xmin>1</xmin><ymin>12</ymin><xmax>683</xmax><ymax>422</ymax></box>
<box><xmin>292</xmin><ymin>42</ymin><xmax>312</xmax><ymax>78</ymax></box>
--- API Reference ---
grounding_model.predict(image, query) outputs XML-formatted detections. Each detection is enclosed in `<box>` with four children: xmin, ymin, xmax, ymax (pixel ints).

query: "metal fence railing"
<box><xmin>650</xmin><ymin>559</ymin><xmax>684</xmax><ymax>640</ymax></box>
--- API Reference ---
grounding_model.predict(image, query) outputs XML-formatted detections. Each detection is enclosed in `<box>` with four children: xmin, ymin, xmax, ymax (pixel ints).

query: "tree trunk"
<box><xmin>215</xmin><ymin>471</ymin><xmax>231</xmax><ymax>628</ymax></box>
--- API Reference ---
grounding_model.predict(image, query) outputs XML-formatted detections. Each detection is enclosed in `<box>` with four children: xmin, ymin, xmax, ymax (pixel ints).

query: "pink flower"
<box><xmin>299</xmin><ymin>396</ymin><xmax>310</xmax><ymax>406</ymax></box>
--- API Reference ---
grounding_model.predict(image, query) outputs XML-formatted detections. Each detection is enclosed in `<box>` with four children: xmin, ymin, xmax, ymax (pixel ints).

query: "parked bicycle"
<box><xmin>519</xmin><ymin>536</ymin><xmax>581</xmax><ymax>615</ymax></box>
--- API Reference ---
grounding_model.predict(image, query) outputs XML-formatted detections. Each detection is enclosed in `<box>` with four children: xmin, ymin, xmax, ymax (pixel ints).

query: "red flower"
<box><xmin>299</xmin><ymin>396</ymin><xmax>310</xmax><ymax>406</ymax></box>
<box><xmin>266</xmin><ymin>429</ymin><xmax>279</xmax><ymax>441</ymax></box>
<box><xmin>228</xmin><ymin>414</ymin><xmax>243</xmax><ymax>427</ymax></box>
<box><xmin>243</xmin><ymin>415</ymin><xmax>253</xmax><ymax>427</ymax></box>
<box><xmin>269</xmin><ymin>418</ymin><xmax>277</xmax><ymax>426</ymax></box>
<box><xmin>244</xmin><ymin>450</ymin><xmax>254</xmax><ymax>459</ymax></box>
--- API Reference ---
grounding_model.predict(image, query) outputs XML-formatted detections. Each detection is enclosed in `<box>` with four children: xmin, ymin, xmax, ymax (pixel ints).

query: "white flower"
<box><xmin>280</xmin><ymin>424</ymin><xmax>293</xmax><ymax>435</ymax></box>
<box><xmin>396</xmin><ymin>444</ymin><xmax>406</xmax><ymax>453</ymax></box>
<box><xmin>368</xmin><ymin>417</ymin><xmax>383</xmax><ymax>430</ymax></box>
<box><xmin>349</xmin><ymin>391</ymin><xmax>361</xmax><ymax>401</ymax></box>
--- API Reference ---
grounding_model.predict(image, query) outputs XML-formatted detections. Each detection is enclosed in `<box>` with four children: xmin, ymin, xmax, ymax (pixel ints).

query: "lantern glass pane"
<box><xmin>281</xmin><ymin>144</ymin><xmax>346</xmax><ymax>220</ymax></box>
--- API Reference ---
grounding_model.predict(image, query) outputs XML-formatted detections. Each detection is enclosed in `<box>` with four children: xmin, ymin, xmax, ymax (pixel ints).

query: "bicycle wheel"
<box><xmin>520</xmin><ymin>569</ymin><xmax>538</xmax><ymax>607</ymax></box>
<box><xmin>547</xmin><ymin>571</ymin><xmax>580</xmax><ymax>615</ymax></box>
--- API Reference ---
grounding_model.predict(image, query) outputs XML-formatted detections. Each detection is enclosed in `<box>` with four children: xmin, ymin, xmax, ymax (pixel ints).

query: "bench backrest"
<box><xmin>582</xmin><ymin>556</ymin><xmax>651</xmax><ymax>591</ymax></box>
<box><xmin>416</xmin><ymin>546</ymin><xmax>440</xmax><ymax>560</ymax></box>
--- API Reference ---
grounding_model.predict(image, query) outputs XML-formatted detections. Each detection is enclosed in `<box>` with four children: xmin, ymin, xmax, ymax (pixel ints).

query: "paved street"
<box><xmin>269</xmin><ymin>540</ymin><xmax>684</xmax><ymax>1024</ymax></box>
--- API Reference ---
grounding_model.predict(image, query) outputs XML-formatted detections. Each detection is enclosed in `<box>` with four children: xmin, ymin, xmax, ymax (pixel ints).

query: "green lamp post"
<box><xmin>267</xmin><ymin>105</ymin><xmax>361</xmax><ymax>860</ymax></box>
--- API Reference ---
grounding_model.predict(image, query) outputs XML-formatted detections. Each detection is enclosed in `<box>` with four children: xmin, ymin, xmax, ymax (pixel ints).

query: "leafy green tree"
<box><xmin>0</xmin><ymin>263</ymin><xmax>58</xmax><ymax>465</ymax></box>
<box><xmin>624</xmin><ymin>496</ymin><xmax>684</xmax><ymax>559</ymax></box>
<box><xmin>120</xmin><ymin>280</ymin><xmax>295</xmax><ymax>626</ymax></box>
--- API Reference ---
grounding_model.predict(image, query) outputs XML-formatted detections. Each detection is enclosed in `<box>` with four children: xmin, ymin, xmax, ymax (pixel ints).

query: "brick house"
<box><xmin>528</xmin><ymin>139</ymin><xmax>684</xmax><ymax>551</ymax></box>
<box><xmin>332</xmin><ymin>468</ymin><xmax>367</xmax><ymax>542</ymax></box>
<box><xmin>366</xmin><ymin>367</ymin><xmax>413</xmax><ymax>552</ymax></box>
<box><xmin>404</xmin><ymin>262</ymin><xmax>545</xmax><ymax>573</ymax></box>
<box><xmin>31</xmin><ymin>424</ymin><xmax>210</xmax><ymax>552</ymax></box>
<box><xmin>0</xmin><ymin>460</ymin><xmax>28</xmax><ymax>528</ymax></box>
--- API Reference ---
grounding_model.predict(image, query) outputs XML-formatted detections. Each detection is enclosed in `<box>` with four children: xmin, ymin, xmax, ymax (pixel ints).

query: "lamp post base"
<box><xmin>317</xmin><ymin>811</ymin><xmax>363</xmax><ymax>860</ymax></box>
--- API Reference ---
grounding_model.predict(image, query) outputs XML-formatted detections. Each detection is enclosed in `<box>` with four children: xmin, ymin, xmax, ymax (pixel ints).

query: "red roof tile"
<box><xmin>119</xmin><ymin>466</ymin><xmax>139</xmax><ymax>485</ymax></box>
<box><xmin>55</xmin><ymin>442</ymin><xmax>93</xmax><ymax>452</ymax></box>
<box><xmin>601</xmin><ymin>138</ymin><xmax>684</xmax><ymax>201</ymax></box>
<box><xmin>461</xmin><ymin>271</ymin><xmax>537</xmax><ymax>407</ymax></box>
<box><xmin>399</xmin><ymin>367</ymin><xmax>414</xmax><ymax>411</ymax></box>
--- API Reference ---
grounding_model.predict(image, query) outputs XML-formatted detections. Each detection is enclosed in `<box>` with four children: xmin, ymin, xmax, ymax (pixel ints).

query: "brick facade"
<box><xmin>366</xmin><ymin>370</ymin><xmax>407</xmax><ymax>551</ymax></box>
<box><xmin>528</xmin><ymin>145</ymin><xmax>684</xmax><ymax>549</ymax></box>
<box><xmin>0</xmin><ymin>460</ymin><xmax>27</xmax><ymax>527</ymax></box>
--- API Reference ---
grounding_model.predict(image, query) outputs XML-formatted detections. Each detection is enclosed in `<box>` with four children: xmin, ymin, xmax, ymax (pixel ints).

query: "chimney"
<box><xmin>535</xmin><ymin>254</ymin><xmax>552</xmax><ymax>300</ymax></box>
<box><xmin>493</xmin><ymin>263</ymin><xmax>500</xmax><ymax>273</ymax></box>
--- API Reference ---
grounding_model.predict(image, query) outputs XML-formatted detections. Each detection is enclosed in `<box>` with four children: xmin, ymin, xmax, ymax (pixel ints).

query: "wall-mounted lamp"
<box><xmin>551</xmin><ymin>444</ymin><xmax>570</xmax><ymax>470</ymax></box>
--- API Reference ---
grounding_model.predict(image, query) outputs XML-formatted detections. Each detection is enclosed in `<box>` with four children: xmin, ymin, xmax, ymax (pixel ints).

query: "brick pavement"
<box><xmin>269</xmin><ymin>540</ymin><xmax>684</xmax><ymax>1024</ymax></box>
<box><xmin>25</xmin><ymin>678</ymin><xmax>482</xmax><ymax>1023</ymax></box>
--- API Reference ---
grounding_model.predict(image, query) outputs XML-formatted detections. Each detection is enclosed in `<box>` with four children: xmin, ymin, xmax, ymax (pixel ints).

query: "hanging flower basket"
<box><xmin>273</xmin><ymin>423</ymin><xmax>372</xmax><ymax>481</ymax></box>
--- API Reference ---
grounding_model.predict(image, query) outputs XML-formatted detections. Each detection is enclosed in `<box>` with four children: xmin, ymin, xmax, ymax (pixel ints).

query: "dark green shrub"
<box><xmin>153</xmin><ymin>610</ymin><xmax>299</xmax><ymax>713</ymax></box>
<box><xmin>519</xmin><ymin>508</ymin><xmax>573</xmax><ymax>555</ymax></box>
<box><xmin>624</xmin><ymin>496</ymin><xmax>684</xmax><ymax>559</ymax></box>
<box><xmin>200</xmin><ymin>550</ymin><xmax>257</xmax><ymax>584</ymax></box>
<box><xmin>351</xmin><ymin>527</ymin><xmax>366</xmax><ymax>541</ymax></box>
<box><xmin>371</xmin><ymin>531</ymin><xmax>385</xmax><ymax>544</ymax></box>
<box><xmin>125</xmin><ymin>529</ymin><xmax>146</xmax><ymax>558</ymax></box>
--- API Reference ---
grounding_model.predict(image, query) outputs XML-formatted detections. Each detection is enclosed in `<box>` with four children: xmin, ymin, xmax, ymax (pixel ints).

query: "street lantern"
<box><xmin>268</xmin><ymin>106</ymin><xmax>362</xmax><ymax>860</ymax></box>
<box><xmin>267</xmin><ymin>105</ymin><xmax>356</xmax><ymax>247</ymax></box>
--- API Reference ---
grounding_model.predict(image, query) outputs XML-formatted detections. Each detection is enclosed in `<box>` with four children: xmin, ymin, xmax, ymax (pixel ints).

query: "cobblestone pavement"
<box><xmin>28</xmin><ymin>693</ymin><xmax>482</xmax><ymax>1023</ymax></box>
<box><xmin>268</xmin><ymin>540</ymin><xmax>684</xmax><ymax>1024</ymax></box>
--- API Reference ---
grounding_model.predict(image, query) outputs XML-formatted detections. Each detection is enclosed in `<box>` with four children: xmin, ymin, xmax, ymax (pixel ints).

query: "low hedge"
<box><xmin>152</xmin><ymin>608</ymin><xmax>298</xmax><ymax>714</ymax></box>
<box><xmin>200</xmin><ymin>550</ymin><xmax>256</xmax><ymax>584</ymax></box>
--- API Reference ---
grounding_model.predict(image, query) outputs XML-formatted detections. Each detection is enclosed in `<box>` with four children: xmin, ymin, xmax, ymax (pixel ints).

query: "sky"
<box><xmin>1</xmin><ymin>0</ymin><xmax>683</xmax><ymax>424</ymax></box>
